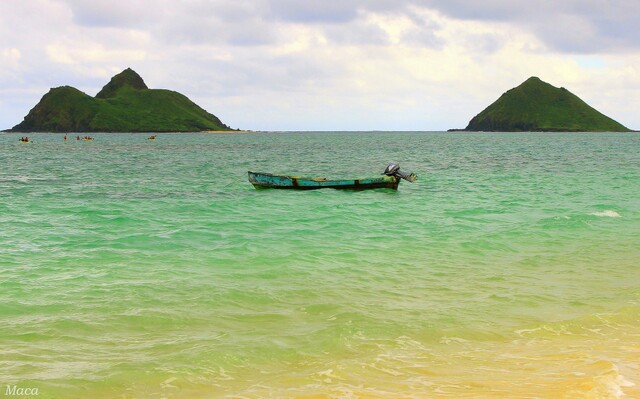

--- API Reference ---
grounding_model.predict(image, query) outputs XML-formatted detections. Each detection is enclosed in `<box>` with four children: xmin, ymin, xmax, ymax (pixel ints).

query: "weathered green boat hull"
<box><xmin>248</xmin><ymin>171</ymin><xmax>400</xmax><ymax>190</ymax></box>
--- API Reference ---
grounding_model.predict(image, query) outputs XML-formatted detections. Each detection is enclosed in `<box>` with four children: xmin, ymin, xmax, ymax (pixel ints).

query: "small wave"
<box><xmin>589</xmin><ymin>363</ymin><xmax>635</xmax><ymax>399</ymax></box>
<box><xmin>591</xmin><ymin>210</ymin><xmax>621</xmax><ymax>218</ymax></box>
<box><xmin>0</xmin><ymin>175</ymin><xmax>49</xmax><ymax>182</ymax></box>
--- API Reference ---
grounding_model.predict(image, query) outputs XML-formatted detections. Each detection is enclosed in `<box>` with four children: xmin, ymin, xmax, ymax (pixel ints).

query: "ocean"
<box><xmin>1</xmin><ymin>131</ymin><xmax>639</xmax><ymax>398</ymax></box>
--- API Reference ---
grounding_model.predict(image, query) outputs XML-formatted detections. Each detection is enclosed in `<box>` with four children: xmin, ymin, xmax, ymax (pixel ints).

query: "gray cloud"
<box><xmin>65</xmin><ymin>0</ymin><xmax>156</xmax><ymax>27</ymax></box>
<box><xmin>263</xmin><ymin>0</ymin><xmax>409</xmax><ymax>24</ymax></box>
<box><xmin>57</xmin><ymin>0</ymin><xmax>640</xmax><ymax>53</ymax></box>
<box><xmin>266</xmin><ymin>1</ymin><xmax>361</xmax><ymax>23</ymax></box>
<box><xmin>420</xmin><ymin>0</ymin><xmax>640</xmax><ymax>53</ymax></box>
<box><xmin>323</xmin><ymin>20</ymin><xmax>392</xmax><ymax>46</ymax></box>
<box><xmin>263</xmin><ymin>0</ymin><xmax>640</xmax><ymax>53</ymax></box>
<box><xmin>399</xmin><ymin>11</ymin><xmax>444</xmax><ymax>49</ymax></box>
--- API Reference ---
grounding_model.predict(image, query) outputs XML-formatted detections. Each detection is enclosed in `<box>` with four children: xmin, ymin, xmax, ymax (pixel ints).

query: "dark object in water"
<box><xmin>248</xmin><ymin>164</ymin><xmax>417</xmax><ymax>190</ymax></box>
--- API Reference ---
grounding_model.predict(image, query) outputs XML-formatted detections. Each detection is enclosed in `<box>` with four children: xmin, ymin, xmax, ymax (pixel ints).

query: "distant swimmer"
<box><xmin>148</xmin><ymin>135</ymin><xmax>157</xmax><ymax>140</ymax></box>
<box><xmin>64</xmin><ymin>135</ymin><xmax>67</xmax><ymax>141</ymax></box>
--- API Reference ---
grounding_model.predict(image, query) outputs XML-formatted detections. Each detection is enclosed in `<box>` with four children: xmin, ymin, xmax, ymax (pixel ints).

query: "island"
<box><xmin>6</xmin><ymin>68</ymin><xmax>233</xmax><ymax>132</ymax></box>
<box><xmin>451</xmin><ymin>76</ymin><xmax>631</xmax><ymax>132</ymax></box>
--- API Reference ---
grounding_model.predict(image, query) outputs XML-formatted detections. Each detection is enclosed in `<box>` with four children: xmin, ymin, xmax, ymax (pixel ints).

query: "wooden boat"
<box><xmin>248</xmin><ymin>164</ymin><xmax>417</xmax><ymax>191</ymax></box>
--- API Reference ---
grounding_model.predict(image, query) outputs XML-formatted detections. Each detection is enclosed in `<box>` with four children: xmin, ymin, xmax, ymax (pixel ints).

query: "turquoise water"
<box><xmin>1</xmin><ymin>132</ymin><xmax>639</xmax><ymax>398</ymax></box>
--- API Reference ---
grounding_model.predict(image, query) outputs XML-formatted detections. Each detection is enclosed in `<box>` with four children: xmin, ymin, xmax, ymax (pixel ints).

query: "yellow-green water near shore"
<box><xmin>1</xmin><ymin>132</ymin><xmax>639</xmax><ymax>398</ymax></box>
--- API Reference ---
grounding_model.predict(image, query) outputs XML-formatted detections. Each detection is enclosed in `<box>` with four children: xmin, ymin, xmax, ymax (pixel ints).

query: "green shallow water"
<box><xmin>1</xmin><ymin>132</ymin><xmax>639</xmax><ymax>398</ymax></box>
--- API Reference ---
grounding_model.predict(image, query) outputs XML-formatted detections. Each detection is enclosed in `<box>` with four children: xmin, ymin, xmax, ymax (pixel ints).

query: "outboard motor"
<box><xmin>384</xmin><ymin>163</ymin><xmax>417</xmax><ymax>182</ymax></box>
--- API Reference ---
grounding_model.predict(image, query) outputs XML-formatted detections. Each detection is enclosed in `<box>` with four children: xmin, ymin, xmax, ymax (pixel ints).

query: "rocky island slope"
<box><xmin>458</xmin><ymin>77</ymin><xmax>630</xmax><ymax>132</ymax></box>
<box><xmin>7</xmin><ymin>68</ymin><xmax>232</xmax><ymax>132</ymax></box>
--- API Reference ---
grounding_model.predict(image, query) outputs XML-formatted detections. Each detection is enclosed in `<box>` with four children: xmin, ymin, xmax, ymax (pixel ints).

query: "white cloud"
<box><xmin>1</xmin><ymin>48</ymin><xmax>22</xmax><ymax>74</ymax></box>
<box><xmin>46</xmin><ymin>38</ymin><xmax>149</xmax><ymax>65</ymax></box>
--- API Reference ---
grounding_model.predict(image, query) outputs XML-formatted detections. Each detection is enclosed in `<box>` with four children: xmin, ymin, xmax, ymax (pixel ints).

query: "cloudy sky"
<box><xmin>1</xmin><ymin>0</ymin><xmax>639</xmax><ymax>131</ymax></box>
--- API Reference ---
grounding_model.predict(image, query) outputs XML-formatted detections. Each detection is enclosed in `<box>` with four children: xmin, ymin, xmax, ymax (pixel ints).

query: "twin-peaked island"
<box><xmin>8</xmin><ymin>68</ymin><xmax>231</xmax><ymax>132</ymax></box>
<box><xmin>6</xmin><ymin>69</ymin><xmax>631</xmax><ymax>132</ymax></box>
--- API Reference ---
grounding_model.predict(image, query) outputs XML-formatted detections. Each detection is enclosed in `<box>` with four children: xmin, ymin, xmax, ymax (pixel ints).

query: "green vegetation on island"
<box><xmin>8</xmin><ymin>68</ymin><xmax>232</xmax><ymax>132</ymax></box>
<box><xmin>459</xmin><ymin>77</ymin><xmax>630</xmax><ymax>132</ymax></box>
